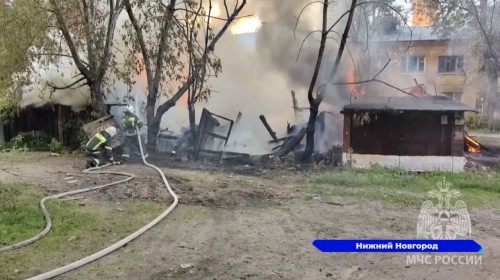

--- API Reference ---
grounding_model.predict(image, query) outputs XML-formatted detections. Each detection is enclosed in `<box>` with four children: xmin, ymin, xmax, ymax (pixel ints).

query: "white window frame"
<box><xmin>400</xmin><ymin>56</ymin><xmax>426</xmax><ymax>74</ymax></box>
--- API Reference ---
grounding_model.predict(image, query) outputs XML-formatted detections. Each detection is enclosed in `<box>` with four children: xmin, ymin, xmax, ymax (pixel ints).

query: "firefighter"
<box><xmin>85</xmin><ymin>126</ymin><xmax>118</xmax><ymax>168</ymax></box>
<box><xmin>121</xmin><ymin>105</ymin><xmax>147</xmax><ymax>159</ymax></box>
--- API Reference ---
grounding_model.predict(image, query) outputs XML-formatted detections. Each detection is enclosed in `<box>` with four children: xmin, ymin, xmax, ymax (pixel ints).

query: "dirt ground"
<box><xmin>1</xmin><ymin>153</ymin><xmax>499</xmax><ymax>280</ymax></box>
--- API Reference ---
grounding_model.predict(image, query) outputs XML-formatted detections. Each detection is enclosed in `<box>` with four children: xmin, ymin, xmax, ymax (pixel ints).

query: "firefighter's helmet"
<box><xmin>126</xmin><ymin>105</ymin><xmax>135</xmax><ymax>114</ymax></box>
<box><xmin>105</xmin><ymin>126</ymin><xmax>117</xmax><ymax>137</ymax></box>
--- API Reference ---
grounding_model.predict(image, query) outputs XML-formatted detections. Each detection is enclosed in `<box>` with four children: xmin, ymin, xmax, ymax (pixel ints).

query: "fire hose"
<box><xmin>0</xmin><ymin>129</ymin><xmax>179</xmax><ymax>280</ymax></box>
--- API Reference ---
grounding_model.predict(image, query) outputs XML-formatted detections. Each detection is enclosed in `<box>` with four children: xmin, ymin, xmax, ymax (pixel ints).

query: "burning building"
<box><xmin>341</xmin><ymin>95</ymin><xmax>477</xmax><ymax>172</ymax></box>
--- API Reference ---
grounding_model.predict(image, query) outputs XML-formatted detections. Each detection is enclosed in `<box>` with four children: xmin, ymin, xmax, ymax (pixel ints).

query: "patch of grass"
<box><xmin>0</xmin><ymin>183</ymin><xmax>164</xmax><ymax>280</ymax></box>
<box><xmin>306</xmin><ymin>166</ymin><xmax>500</xmax><ymax>208</ymax></box>
<box><xmin>0</xmin><ymin>183</ymin><xmax>46</xmax><ymax>246</ymax></box>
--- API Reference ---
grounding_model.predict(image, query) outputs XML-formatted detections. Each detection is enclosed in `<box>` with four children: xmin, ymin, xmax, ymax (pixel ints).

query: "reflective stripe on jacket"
<box><xmin>122</xmin><ymin>114</ymin><xmax>141</xmax><ymax>136</ymax></box>
<box><xmin>85</xmin><ymin>131</ymin><xmax>112</xmax><ymax>152</ymax></box>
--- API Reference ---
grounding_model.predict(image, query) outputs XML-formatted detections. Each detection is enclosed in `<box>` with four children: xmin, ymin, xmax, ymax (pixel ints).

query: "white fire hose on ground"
<box><xmin>0</xmin><ymin>129</ymin><xmax>179</xmax><ymax>280</ymax></box>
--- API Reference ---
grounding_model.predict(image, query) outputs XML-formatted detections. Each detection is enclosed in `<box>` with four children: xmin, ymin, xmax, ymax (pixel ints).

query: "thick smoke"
<box><xmin>20</xmin><ymin>0</ymin><xmax>359</xmax><ymax>155</ymax></box>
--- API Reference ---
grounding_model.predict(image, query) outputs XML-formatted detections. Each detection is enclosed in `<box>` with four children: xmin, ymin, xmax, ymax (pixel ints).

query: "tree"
<box><xmin>1</xmin><ymin>0</ymin><xmax>124</xmax><ymax>117</ymax></box>
<box><xmin>182</xmin><ymin>2</ymin><xmax>222</xmax><ymax>154</ymax></box>
<box><xmin>123</xmin><ymin>0</ymin><xmax>246</xmax><ymax>150</ymax></box>
<box><xmin>351</xmin><ymin>0</ymin><xmax>407</xmax><ymax>40</ymax></box>
<box><xmin>0</xmin><ymin>0</ymin><xmax>50</xmax><ymax>113</ymax></box>
<box><xmin>296</xmin><ymin>0</ymin><xmax>358</xmax><ymax>162</ymax></box>
<box><xmin>46</xmin><ymin>0</ymin><xmax>125</xmax><ymax>116</ymax></box>
<box><xmin>296</xmin><ymin>0</ymin><xmax>410</xmax><ymax>162</ymax></box>
<box><xmin>419</xmin><ymin>0</ymin><xmax>500</xmax><ymax>118</ymax></box>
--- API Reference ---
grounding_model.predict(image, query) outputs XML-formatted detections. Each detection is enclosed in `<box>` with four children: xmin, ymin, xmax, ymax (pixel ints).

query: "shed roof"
<box><xmin>342</xmin><ymin>95</ymin><xmax>478</xmax><ymax>113</ymax></box>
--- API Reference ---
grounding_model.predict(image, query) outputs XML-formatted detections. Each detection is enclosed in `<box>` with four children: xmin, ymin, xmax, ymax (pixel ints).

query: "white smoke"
<box><xmin>18</xmin><ymin>0</ymin><xmax>357</xmax><ymax>156</ymax></box>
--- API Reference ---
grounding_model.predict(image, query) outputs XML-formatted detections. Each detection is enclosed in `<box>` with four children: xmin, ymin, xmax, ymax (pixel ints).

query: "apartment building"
<box><xmin>354</xmin><ymin>25</ymin><xmax>479</xmax><ymax>109</ymax></box>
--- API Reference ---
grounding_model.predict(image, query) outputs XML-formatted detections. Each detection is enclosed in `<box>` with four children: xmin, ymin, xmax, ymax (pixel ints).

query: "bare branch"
<box><xmin>173</xmin><ymin>7</ymin><xmax>253</xmax><ymax>21</ymax></box>
<box><xmin>224</xmin><ymin>0</ymin><xmax>230</xmax><ymax>18</ymax></box>
<box><xmin>470</xmin><ymin>0</ymin><xmax>497</xmax><ymax>62</ymax></box>
<box><xmin>328</xmin><ymin>0</ymin><xmax>358</xmax><ymax>82</ymax></box>
<box><xmin>151</xmin><ymin>0</ymin><xmax>177</xmax><ymax>100</ymax></box>
<box><xmin>49</xmin><ymin>0</ymin><xmax>92</xmax><ymax>79</ymax></box>
<box><xmin>294</xmin><ymin>1</ymin><xmax>331</xmax><ymax>39</ymax></box>
<box><xmin>155</xmin><ymin>0</ymin><xmax>247</xmax><ymax>121</ymax></box>
<box><xmin>97</xmin><ymin>0</ymin><xmax>123</xmax><ymax>81</ymax></box>
<box><xmin>306</xmin><ymin>0</ymin><xmax>329</xmax><ymax>106</ymax></box>
<box><xmin>124</xmin><ymin>0</ymin><xmax>153</xmax><ymax>89</ymax></box>
<box><xmin>296</xmin><ymin>30</ymin><xmax>322</xmax><ymax>62</ymax></box>
<box><xmin>46</xmin><ymin>76</ymin><xmax>87</xmax><ymax>90</ymax></box>
<box><xmin>488</xmin><ymin>0</ymin><xmax>496</xmax><ymax>36</ymax></box>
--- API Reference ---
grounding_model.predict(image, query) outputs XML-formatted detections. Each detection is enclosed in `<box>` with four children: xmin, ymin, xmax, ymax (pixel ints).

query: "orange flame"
<box><xmin>465</xmin><ymin>135</ymin><xmax>481</xmax><ymax>154</ymax></box>
<box><xmin>347</xmin><ymin>65</ymin><xmax>361</xmax><ymax>98</ymax></box>
<box><xmin>467</xmin><ymin>146</ymin><xmax>480</xmax><ymax>153</ymax></box>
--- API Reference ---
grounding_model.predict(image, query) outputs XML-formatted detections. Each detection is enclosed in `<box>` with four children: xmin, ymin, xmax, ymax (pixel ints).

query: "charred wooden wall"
<box><xmin>343</xmin><ymin>110</ymin><xmax>465</xmax><ymax>157</ymax></box>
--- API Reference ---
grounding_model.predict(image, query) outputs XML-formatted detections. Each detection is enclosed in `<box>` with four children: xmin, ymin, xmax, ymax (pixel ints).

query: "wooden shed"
<box><xmin>341</xmin><ymin>96</ymin><xmax>478</xmax><ymax>172</ymax></box>
<box><xmin>3</xmin><ymin>104</ymin><xmax>89</xmax><ymax>149</ymax></box>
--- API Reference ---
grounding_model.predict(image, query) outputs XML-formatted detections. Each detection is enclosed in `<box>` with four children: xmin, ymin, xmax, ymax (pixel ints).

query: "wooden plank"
<box><xmin>204</xmin><ymin>131</ymin><xmax>228</xmax><ymax>140</ymax></box>
<box><xmin>349</xmin><ymin>111</ymin><xmax>455</xmax><ymax>156</ymax></box>
<box><xmin>57</xmin><ymin>105</ymin><xmax>64</xmax><ymax>143</ymax></box>
<box><xmin>343</xmin><ymin>113</ymin><xmax>351</xmax><ymax>153</ymax></box>
<box><xmin>259</xmin><ymin>115</ymin><xmax>278</xmax><ymax>141</ymax></box>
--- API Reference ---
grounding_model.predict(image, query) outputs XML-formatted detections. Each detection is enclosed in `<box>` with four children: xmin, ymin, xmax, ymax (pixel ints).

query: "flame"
<box><xmin>230</xmin><ymin>16</ymin><xmax>262</xmax><ymax>35</ymax></box>
<box><xmin>467</xmin><ymin>146</ymin><xmax>480</xmax><ymax>153</ymax></box>
<box><xmin>465</xmin><ymin>135</ymin><xmax>481</xmax><ymax>154</ymax></box>
<box><xmin>347</xmin><ymin>65</ymin><xmax>360</xmax><ymax>98</ymax></box>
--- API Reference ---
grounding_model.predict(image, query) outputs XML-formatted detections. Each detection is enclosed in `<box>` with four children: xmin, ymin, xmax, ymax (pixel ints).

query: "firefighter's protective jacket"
<box><xmin>121</xmin><ymin>113</ymin><xmax>143</xmax><ymax>136</ymax></box>
<box><xmin>85</xmin><ymin>130</ymin><xmax>113</xmax><ymax>158</ymax></box>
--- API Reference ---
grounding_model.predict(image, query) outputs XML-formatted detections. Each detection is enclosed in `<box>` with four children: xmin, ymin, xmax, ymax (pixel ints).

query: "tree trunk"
<box><xmin>89</xmin><ymin>81</ymin><xmax>107</xmax><ymax>117</ymax></box>
<box><xmin>188</xmin><ymin>102</ymin><xmax>198</xmax><ymax>151</ymax></box>
<box><xmin>486</xmin><ymin>60</ymin><xmax>498</xmax><ymax>118</ymax></box>
<box><xmin>479</xmin><ymin>0</ymin><xmax>497</xmax><ymax>118</ymax></box>
<box><xmin>146</xmin><ymin>104</ymin><xmax>158</xmax><ymax>152</ymax></box>
<box><xmin>146</xmin><ymin>99</ymin><xmax>177</xmax><ymax>151</ymax></box>
<box><xmin>301</xmin><ymin>104</ymin><xmax>319</xmax><ymax>162</ymax></box>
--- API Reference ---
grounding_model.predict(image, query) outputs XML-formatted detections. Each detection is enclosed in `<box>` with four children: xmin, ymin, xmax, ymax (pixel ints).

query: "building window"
<box><xmin>401</xmin><ymin>56</ymin><xmax>425</xmax><ymax>73</ymax></box>
<box><xmin>438</xmin><ymin>56</ymin><xmax>464</xmax><ymax>73</ymax></box>
<box><xmin>442</xmin><ymin>92</ymin><xmax>463</xmax><ymax>102</ymax></box>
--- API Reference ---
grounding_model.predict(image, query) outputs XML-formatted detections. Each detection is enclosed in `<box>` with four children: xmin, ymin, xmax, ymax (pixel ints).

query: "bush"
<box><xmin>79</xmin><ymin>128</ymin><xmax>89</xmax><ymax>151</ymax></box>
<box><xmin>465</xmin><ymin>114</ymin><xmax>500</xmax><ymax>132</ymax></box>
<box><xmin>5</xmin><ymin>131</ymin><xmax>53</xmax><ymax>151</ymax></box>
<box><xmin>49</xmin><ymin>138</ymin><xmax>63</xmax><ymax>153</ymax></box>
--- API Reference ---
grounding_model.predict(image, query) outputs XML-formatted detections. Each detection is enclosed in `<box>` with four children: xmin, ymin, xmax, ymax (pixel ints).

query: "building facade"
<box><xmin>354</xmin><ymin>26</ymin><xmax>481</xmax><ymax>110</ymax></box>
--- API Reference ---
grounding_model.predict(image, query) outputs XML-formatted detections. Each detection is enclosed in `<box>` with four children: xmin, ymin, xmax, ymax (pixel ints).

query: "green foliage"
<box><xmin>312</xmin><ymin>160</ymin><xmax>327</xmax><ymax>174</ymax></box>
<box><xmin>307</xmin><ymin>165</ymin><xmax>500</xmax><ymax>208</ymax></box>
<box><xmin>49</xmin><ymin>138</ymin><xmax>63</xmax><ymax>153</ymax></box>
<box><xmin>4</xmin><ymin>131</ymin><xmax>53</xmax><ymax>151</ymax></box>
<box><xmin>272</xmin><ymin>156</ymin><xmax>286</xmax><ymax>170</ymax></box>
<box><xmin>466</xmin><ymin>114</ymin><xmax>500</xmax><ymax>132</ymax></box>
<box><xmin>352</xmin><ymin>0</ymin><xmax>409</xmax><ymax>39</ymax></box>
<box><xmin>0</xmin><ymin>182</ymin><xmax>164</xmax><ymax>279</ymax></box>
<box><xmin>0</xmin><ymin>183</ymin><xmax>46</xmax><ymax>247</ymax></box>
<box><xmin>79</xmin><ymin>128</ymin><xmax>90</xmax><ymax>151</ymax></box>
<box><xmin>419</xmin><ymin>0</ymin><xmax>500</xmax><ymax>71</ymax></box>
<box><xmin>0</xmin><ymin>104</ymin><xmax>18</xmax><ymax>123</ymax></box>
<box><xmin>0</xmin><ymin>0</ymin><xmax>52</xmax><ymax>101</ymax></box>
